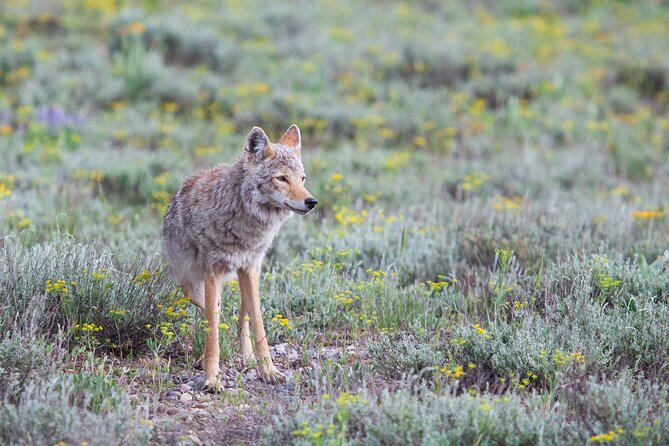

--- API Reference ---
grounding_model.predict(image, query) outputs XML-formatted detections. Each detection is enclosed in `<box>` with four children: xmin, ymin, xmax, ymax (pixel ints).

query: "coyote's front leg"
<box><xmin>238</xmin><ymin>266</ymin><xmax>285</xmax><ymax>383</ymax></box>
<box><xmin>202</xmin><ymin>274</ymin><xmax>222</xmax><ymax>392</ymax></box>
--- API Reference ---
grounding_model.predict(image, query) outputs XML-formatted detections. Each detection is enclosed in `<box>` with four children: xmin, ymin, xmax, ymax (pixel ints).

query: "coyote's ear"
<box><xmin>244</xmin><ymin>126</ymin><xmax>275</xmax><ymax>162</ymax></box>
<box><xmin>279</xmin><ymin>124</ymin><xmax>301</xmax><ymax>156</ymax></box>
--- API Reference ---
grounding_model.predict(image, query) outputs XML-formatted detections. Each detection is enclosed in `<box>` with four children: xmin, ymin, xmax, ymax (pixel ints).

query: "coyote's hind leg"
<box><xmin>238</xmin><ymin>288</ymin><xmax>256</xmax><ymax>366</ymax></box>
<box><xmin>238</xmin><ymin>266</ymin><xmax>285</xmax><ymax>384</ymax></box>
<box><xmin>202</xmin><ymin>274</ymin><xmax>222</xmax><ymax>392</ymax></box>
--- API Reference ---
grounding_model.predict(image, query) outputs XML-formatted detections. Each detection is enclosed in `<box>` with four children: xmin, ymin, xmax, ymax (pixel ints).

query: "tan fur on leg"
<box><xmin>203</xmin><ymin>274</ymin><xmax>221</xmax><ymax>392</ymax></box>
<box><xmin>238</xmin><ymin>266</ymin><xmax>285</xmax><ymax>383</ymax></box>
<box><xmin>238</xmin><ymin>292</ymin><xmax>255</xmax><ymax>366</ymax></box>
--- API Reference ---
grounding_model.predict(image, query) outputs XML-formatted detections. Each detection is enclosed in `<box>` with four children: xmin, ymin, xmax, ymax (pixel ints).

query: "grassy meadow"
<box><xmin>1</xmin><ymin>0</ymin><xmax>669</xmax><ymax>444</ymax></box>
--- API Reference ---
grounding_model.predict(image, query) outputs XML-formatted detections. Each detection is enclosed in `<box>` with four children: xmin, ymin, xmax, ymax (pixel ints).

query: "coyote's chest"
<box><xmin>197</xmin><ymin>210</ymin><xmax>287</xmax><ymax>271</ymax></box>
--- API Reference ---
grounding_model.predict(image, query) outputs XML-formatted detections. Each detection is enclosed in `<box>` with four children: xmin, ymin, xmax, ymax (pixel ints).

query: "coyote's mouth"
<box><xmin>288</xmin><ymin>205</ymin><xmax>311</xmax><ymax>215</ymax></box>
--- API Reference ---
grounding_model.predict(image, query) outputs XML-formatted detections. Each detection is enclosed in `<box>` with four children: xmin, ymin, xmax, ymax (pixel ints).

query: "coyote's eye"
<box><xmin>276</xmin><ymin>175</ymin><xmax>288</xmax><ymax>183</ymax></box>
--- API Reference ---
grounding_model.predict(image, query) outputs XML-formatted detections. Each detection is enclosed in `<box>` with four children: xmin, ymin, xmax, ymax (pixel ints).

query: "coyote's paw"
<box><xmin>257</xmin><ymin>363</ymin><xmax>286</xmax><ymax>384</ymax></box>
<box><xmin>201</xmin><ymin>377</ymin><xmax>221</xmax><ymax>393</ymax></box>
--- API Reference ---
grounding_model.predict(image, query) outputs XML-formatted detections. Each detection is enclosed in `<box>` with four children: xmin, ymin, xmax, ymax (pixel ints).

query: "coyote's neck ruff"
<box><xmin>162</xmin><ymin>125</ymin><xmax>317</xmax><ymax>390</ymax></box>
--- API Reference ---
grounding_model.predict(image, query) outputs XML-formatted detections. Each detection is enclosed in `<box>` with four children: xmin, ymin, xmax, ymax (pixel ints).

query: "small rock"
<box><xmin>274</xmin><ymin>343</ymin><xmax>288</xmax><ymax>355</ymax></box>
<box><xmin>180</xmin><ymin>383</ymin><xmax>193</xmax><ymax>393</ymax></box>
<box><xmin>184</xmin><ymin>433</ymin><xmax>203</xmax><ymax>446</ymax></box>
<box><xmin>167</xmin><ymin>395</ymin><xmax>179</xmax><ymax>401</ymax></box>
<box><xmin>320</xmin><ymin>346</ymin><xmax>342</xmax><ymax>360</ymax></box>
<box><xmin>180</xmin><ymin>393</ymin><xmax>193</xmax><ymax>403</ymax></box>
<box><xmin>167</xmin><ymin>391</ymin><xmax>182</xmax><ymax>398</ymax></box>
<box><xmin>287</xmin><ymin>350</ymin><xmax>300</xmax><ymax>362</ymax></box>
<box><xmin>310</xmin><ymin>360</ymin><xmax>322</xmax><ymax>372</ymax></box>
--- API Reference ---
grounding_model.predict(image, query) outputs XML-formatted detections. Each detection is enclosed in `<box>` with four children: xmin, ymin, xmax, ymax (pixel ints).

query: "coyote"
<box><xmin>162</xmin><ymin>124</ymin><xmax>317</xmax><ymax>391</ymax></box>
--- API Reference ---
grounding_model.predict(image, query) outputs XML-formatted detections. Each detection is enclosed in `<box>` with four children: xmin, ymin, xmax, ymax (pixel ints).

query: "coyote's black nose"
<box><xmin>305</xmin><ymin>198</ymin><xmax>318</xmax><ymax>209</ymax></box>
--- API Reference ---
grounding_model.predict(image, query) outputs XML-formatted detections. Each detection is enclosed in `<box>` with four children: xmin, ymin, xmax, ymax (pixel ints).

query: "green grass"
<box><xmin>1</xmin><ymin>0</ymin><xmax>669</xmax><ymax>444</ymax></box>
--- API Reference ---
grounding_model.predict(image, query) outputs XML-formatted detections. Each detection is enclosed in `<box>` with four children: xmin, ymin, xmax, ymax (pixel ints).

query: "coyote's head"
<box><xmin>242</xmin><ymin>124</ymin><xmax>318</xmax><ymax>215</ymax></box>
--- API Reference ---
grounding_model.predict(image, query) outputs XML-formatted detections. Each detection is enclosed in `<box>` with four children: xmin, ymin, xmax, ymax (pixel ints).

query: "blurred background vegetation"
<box><xmin>0</xmin><ymin>0</ymin><xmax>669</xmax><ymax>444</ymax></box>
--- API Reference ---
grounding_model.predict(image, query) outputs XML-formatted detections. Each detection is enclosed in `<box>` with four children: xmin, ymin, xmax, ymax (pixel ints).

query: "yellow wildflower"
<box><xmin>492</xmin><ymin>194</ymin><xmax>523</xmax><ymax>211</ymax></box>
<box><xmin>133</xmin><ymin>270</ymin><xmax>154</xmax><ymax>284</ymax></box>
<box><xmin>384</xmin><ymin>151</ymin><xmax>412</xmax><ymax>171</ymax></box>
<box><xmin>462</xmin><ymin>172</ymin><xmax>489</xmax><ymax>191</ymax></box>
<box><xmin>271</xmin><ymin>313</ymin><xmax>292</xmax><ymax>330</ymax></box>
<box><xmin>120</xmin><ymin>21</ymin><xmax>146</xmax><ymax>35</ymax></box>
<box><xmin>78</xmin><ymin>323</ymin><xmax>103</xmax><ymax>332</ymax></box>
<box><xmin>336</xmin><ymin>392</ymin><xmax>366</xmax><ymax>406</ymax></box>
<box><xmin>632</xmin><ymin>210</ymin><xmax>663</xmax><ymax>220</ymax></box>
<box><xmin>472</xmin><ymin>323</ymin><xmax>489</xmax><ymax>339</ymax></box>
<box><xmin>591</xmin><ymin>428</ymin><xmax>624</xmax><ymax>442</ymax></box>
